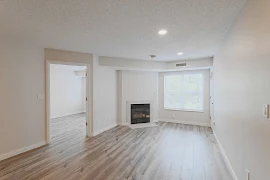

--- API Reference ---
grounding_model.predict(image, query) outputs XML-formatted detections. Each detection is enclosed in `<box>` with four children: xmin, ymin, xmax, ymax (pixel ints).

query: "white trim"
<box><xmin>51</xmin><ymin>112</ymin><xmax>86</xmax><ymax>119</ymax></box>
<box><xmin>163</xmin><ymin>72</ymin><xmax>205</xmax><ymax>113</ymax></box>
<box><xmin>164</xmin><ymin>107</ymin><xmax>204</xmax><ymax>113</ymax></box>
<box><xmin>118</xmin><ymin>122</ymin><xmax>128</xmax><ymax>126</ymax></box>
<box><xmin>46</xmin><ymin>61</ymin><xmax>51</xmax><ymax>144</ymax></box>
<box><xmin>93</xmin><ymin>124</ymin><xmax>117</xmax><ymax>136</ymax></box>
<box><xmin>159</xmin><ymin>119</ymin><xmax>210</xmax><ymax>127</ymax></box>
<box><xmin>46</xmin><ymin>60</ymin><xmax>92</xmax><ymax>144</ymax></box>
<box><xmin>210</xmin><ymin>67</ymin><xmax>215</xmax><ymax>129</ymax></box>
<box><xmin>213</xmin><ymin>131</ymin><xmax>238</xmax><ymax>180</ymax></box>
<box><xmin>0</xmin><ymin>141</ymin><xmax>47</xmax><ymax>162</ymax></box>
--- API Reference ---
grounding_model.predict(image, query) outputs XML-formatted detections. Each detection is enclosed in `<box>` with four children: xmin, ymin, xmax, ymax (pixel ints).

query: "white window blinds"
<box><xmin>164</xmin><ymin>73</ymin><xmax>204</xmax><ymax>112</ymax></box>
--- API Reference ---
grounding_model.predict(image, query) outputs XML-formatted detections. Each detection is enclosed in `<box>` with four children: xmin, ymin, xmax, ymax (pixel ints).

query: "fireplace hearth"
<box><xmin>131</xmin><ymin>104</ymin><xmax>150</xmax><ymax>124</ymax></box>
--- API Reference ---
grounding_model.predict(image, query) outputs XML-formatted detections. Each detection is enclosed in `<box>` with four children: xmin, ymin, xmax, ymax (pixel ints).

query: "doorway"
<box><xmin>46</xmin><ymin>62</ymin><xmax>90</xmax><ymax>143</ymax></box>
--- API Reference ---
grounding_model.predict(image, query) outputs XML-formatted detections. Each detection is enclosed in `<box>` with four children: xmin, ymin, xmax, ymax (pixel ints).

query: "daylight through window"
<box><xmin>164</xmin><ymin>73</ymin><xmax>204</xmax><ymax>112</ymax></box>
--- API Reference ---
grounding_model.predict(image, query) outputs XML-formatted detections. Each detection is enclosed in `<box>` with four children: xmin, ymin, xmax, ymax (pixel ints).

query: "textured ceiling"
<box><xmin>0</xmin><ymin>0</ymin><xmax>247</xmax><ymax>61</ymax></box>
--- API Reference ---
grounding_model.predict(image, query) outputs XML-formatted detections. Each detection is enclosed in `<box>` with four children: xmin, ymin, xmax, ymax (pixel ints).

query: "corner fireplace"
<box><xmin>131</xmin><ymin>104</ymin><xmax>150</xmax><ymax>124</ymax></box>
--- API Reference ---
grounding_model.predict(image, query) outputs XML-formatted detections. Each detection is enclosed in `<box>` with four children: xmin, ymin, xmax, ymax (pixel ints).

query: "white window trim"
<box><xmin>164</xmin><ymin>73</ymin><xmax>204</xmax><ymax>112</ymax></box>
<box><xmin>164</xmin><ymin>107</ymin><xmax>204</xmax><ymax>113</ymax></box>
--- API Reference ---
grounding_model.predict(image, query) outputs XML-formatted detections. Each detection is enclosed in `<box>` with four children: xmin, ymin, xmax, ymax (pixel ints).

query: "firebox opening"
<box><xmin>131</xmin><ymin>104</ymin><xmax>150</xmax><ymax>124</ymax></box>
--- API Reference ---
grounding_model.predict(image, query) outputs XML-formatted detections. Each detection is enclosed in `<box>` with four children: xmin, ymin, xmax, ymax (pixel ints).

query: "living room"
<box><xmin>1</xmin><ymin>0</ymin><xmax>270</xmax><ymax>179</ymax></box>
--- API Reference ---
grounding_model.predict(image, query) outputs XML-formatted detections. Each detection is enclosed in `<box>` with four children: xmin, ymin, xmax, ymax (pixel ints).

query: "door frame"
<box><xmin>209</xmin><ymin>67</ymin><xmax>215</xmax><ymax>128</ymax></box>
<box><xmin>45</xmin><ymin>60</ymin><xmax>91</xmax><ymax>144</ymax></box>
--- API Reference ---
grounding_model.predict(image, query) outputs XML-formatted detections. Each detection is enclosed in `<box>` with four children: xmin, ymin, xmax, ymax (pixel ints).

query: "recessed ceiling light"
<box><xmin>177</xmin><ymin>52</ymin><xmax>183</xmax><ymax>56</ymax></box>
<box><xmin>158</xmin><ymin>30</ymin><xmax>168</xmax><ymax>35</ymax></box>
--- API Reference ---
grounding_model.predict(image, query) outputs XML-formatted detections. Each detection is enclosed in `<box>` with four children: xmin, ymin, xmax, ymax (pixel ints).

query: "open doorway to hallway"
<box><xmin>49</xmin><ymin>64</ymin><xmax>87</xmax><ymax>142</ymax></box>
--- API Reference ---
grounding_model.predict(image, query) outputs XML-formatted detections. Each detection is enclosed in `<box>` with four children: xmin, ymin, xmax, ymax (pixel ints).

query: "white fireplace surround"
<box><xmin>126</xmin><ymin>100</ymin><xmax>154</xmax><ymax>126</ymax></box>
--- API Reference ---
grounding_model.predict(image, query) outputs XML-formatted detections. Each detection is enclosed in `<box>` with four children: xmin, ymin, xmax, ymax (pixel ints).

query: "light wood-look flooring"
<box><xmin>0</xmin><ymin>114</ymin><xmax>232</xmax><ymax>180</ymax></box>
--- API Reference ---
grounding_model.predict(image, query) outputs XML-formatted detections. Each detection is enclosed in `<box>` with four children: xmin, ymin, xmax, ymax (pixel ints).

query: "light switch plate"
<box><xmin>263</xmin><ymin>104</ymin><xmax>269</xmax><ymax>118</ymax></box>
<box><xmin>37</xmin><ymin>94</ymin><xmax>44</xmax><ymax>100</ymax></box>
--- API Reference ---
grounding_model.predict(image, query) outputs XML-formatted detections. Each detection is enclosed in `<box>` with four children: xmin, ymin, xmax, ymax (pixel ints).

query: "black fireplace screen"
<box><xmin>131</xmin><ymin>104</ymin><xmax>150</xmax><ymax>124</ymax></box>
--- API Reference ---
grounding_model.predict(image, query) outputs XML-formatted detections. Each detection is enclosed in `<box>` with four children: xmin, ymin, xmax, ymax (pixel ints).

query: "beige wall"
<box><xmin>92</xmin><ymin>55</ymin><xmax>118</xmax><ymax>135</ymax></box>
<box><xmin>0</xmin><ymin>47</ymin><xmax>118</xmax><ymax>159</ymax></box>
<box><xmin>166</xmin><ymin>58</ymin><xmax>213</xmax><ymax>70</ymax></box>
<box><xmin>213</xmin><ymin>0</ymin><xmax>270</xmax><ymax>179</ymax></box>
<box><xmin>99</xmin><ymin>56</ymin><xmax>213</xmax><ymax>71</ymax></box>
<box><xmin>45</xmin><ymin>49</ymin><xmax>93</xmax><ymax>64</ymax></box>
<box><xmin>118</xmin><ymin>71</ymin><xmax>159</xmax><ymax>125</ymax></box>
<box><xmin>159</xmin><ymin>69</ymin><xmax>211</xmax><ymax>126</ymax></box>
<box><xmin>0</xmin><ymin>42</ymin><xmax>45</xmax><ymax>157</ymax></box>
<box><xmin>99</xmin><ymin>56</ymin><xmax>165</xmax><ymax>71</ymax></box>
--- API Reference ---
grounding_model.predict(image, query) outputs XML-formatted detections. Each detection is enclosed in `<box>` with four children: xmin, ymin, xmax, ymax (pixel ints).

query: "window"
<box><xmin>164</xmin><ymin>73</ymin><xmax>204</xmax><ymax>112</ymax></box>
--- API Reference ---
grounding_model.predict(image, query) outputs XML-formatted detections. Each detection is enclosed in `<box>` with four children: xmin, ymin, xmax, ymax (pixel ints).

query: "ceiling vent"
<box><xmin>149</xmin><ymin>55</ymin><xmax>156</xmax><ymax>59</ymax></box>
<box><xmin>176</xmin><ymin>63</ymin><xmax>187</xmax><ymax>67</ymax></box>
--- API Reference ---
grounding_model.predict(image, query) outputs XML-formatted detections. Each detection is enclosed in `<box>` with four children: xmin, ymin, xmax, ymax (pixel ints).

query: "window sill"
<box><xmin>164</xmin><ymin>107</ymin><xmax>204</xmax><ymax>113</ymax></box>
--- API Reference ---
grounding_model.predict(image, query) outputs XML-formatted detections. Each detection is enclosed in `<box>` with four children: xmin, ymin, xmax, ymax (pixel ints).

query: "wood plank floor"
<box><xmin>0</xmin><ymin>114</ymin><xmax>232</xmax><ymax>180</ymax></box>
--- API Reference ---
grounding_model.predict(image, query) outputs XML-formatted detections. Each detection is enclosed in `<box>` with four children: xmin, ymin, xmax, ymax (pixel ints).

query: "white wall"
<box><xmin>99</xmin><ymin>56</ymin><xmax>213</xmax><ymax>71</ymax></box>
<box><xmin>118</xmin><ymin>71</ymin><xmax>159</xmax><ymax>125</ymax></box>
<box><xmin>159</xmin><ymin>69</ymin><xmax>211</xmax><ymax>126</ymax></box>
<box><xmin>92</xmin><ymin>55</ymin><xmax>118</xmax><ymax>135</ymax></box>
<box><xmin>213</xmin><ymin>0</ymin><xmax>270</xmax><ymax>179</ymax></box>
<box><xmin>0</xmin><ymin>42</ymin><xmax>45</xmax><ymax>159</ymax></box>
<box><xmin>50</xmin><ymin>64</ymin><xmax>86</xmax><ymax>118</ymax></box>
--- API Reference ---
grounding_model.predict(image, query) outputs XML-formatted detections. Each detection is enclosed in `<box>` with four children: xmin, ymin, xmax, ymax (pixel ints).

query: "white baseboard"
<box><xmin>213</xmin><ymin>131</ymin><xmax>238</xmax><ymax>180</ymax></box>
<box><xmin>0</xmin><ymin>141</ymin><xmax>47</xmax><ymax>162</ymax></box>
<box><xmin>118</xmin><ymin>122</ymin><xmax>128</xmax><ymax>126</ymax></box>
<box><xmin>93</xmin><ymin>124</ymin><xmax>117</xmax><ymax>136</ymax></box>
<box><xmin>87</xmin><ymin>133</ymin><xmax>93</xmax><ymax>137</ymax></box>
<box><xmin>51</xmin><ymin>111</ymin><xmax>86</xmax><ymax>119</ymax></box>
<box><xmin>159</xmin><ymin>119</ymin><xmax>210</xmax><ymax>127</ymax></box>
